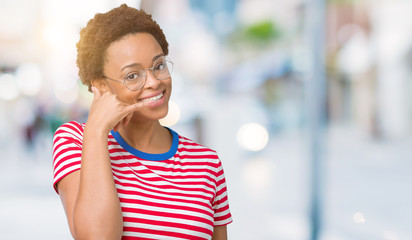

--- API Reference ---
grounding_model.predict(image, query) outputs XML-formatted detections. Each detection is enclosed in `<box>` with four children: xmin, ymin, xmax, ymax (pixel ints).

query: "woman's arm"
<box><xmin>212</xmin><ymin>225</ymin><xmax>228</xmax><ymax>240</ymax></box>
<box><xmin>56</xmin><ymin>87</ymin><xmax>146</xmax><ymax>239</ymax></box>
<box><xmin>58</xmin><ymin>127</ymin><xmax>123</xmax><ymax>240</ymax></box>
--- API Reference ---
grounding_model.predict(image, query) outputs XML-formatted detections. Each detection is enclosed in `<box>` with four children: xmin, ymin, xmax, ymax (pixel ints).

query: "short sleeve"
<box><xmin>52</xmin><ymin>121</ymin><xmax>84</xmax><ymax>194</ymax></box>
<box><xmin>212</xmin><ymin>159</ymin><xmax>233</xmax><ymax>226</ymax></box>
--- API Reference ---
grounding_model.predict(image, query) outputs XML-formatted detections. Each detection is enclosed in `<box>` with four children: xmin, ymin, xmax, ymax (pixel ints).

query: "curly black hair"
<box><xmin>76</xmin><ymin>4</ymin><xmax>169</xmax><ymax>91</ymax></box>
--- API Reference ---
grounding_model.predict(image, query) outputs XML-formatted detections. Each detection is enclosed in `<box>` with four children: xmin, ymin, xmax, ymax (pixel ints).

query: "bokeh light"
<box><xmin>0</xmin><ymin>73</ymin><xmax>20</xmax><ymax>101</ymax></box>
<box><xmin>352</xmin><ymin>212</ymin><xmax>366</xmax><ymax>223</ymax></box>
<box><xmin>383</xmin><ymin>230</ymin><xmax>399</xmax><ymax>240</ymax></box>
<box><xmin>15</xmin><ymin>63</ymin><xmax>43</xmax><ymax>96</ymax></box>
<box><xmin>160</xmin><ymin>100</ymin><xmax>181</xmax><ymax>127</ymax></box>
<box><xmin>242</xmin><ymin>157</ymin><xmax>275</xmax><ymax>194</ymax></box>
<box><xmin>54</xmin><ymin>84</ymin><xmax>79</xmax><ymax>104</ymax></box>
<box><xmin>237</xmin><ymin>122</ymin><xmax>269</xmax><ymax>151</ymax></box>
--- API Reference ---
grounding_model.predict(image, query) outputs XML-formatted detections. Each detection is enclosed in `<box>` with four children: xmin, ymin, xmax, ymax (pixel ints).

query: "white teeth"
<box><xmin>139</xmin><ymin>92</ymin><xmax>163</xmax><ymax>102</ymax></box>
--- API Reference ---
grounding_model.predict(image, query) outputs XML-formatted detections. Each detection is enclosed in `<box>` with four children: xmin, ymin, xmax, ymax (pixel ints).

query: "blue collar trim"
<box><xmin>111</xmin><ymin>127</ymin><xmax>178</xmax><ymax>161</ymax></box>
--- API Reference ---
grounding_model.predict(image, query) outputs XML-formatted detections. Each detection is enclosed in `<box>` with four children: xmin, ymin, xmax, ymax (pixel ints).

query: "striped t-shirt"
<box><xmin>52</xmin><ymin>121</ymin><xmax>232</xmax><ymax>240</ymax></box>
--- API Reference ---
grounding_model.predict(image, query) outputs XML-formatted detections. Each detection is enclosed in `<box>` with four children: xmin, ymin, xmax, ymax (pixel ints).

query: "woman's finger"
<box><xmin>91</xmin><ymin>86</ymin><xmax>101</xmax><ymax>99</ymax></box>
<box><xmin>124</xmin><ymin>101</ymin><xmax>147</xmax><ymax>114</ymax></box>
<box><xmin>122</xmin><ymin>113</ymin><xmax>133</xmax><ymax>128</ymax></box>
<box><xmin>113</xmin><ymin>122</ymin><xmax>120</xmax><ymax>132</ymax></box>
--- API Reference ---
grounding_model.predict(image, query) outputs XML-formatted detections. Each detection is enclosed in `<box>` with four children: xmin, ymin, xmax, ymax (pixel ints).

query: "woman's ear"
<box><xmin>91</xmin><ymin>79</ymin><xmax>109</xmax><ymax>93</ymax></box>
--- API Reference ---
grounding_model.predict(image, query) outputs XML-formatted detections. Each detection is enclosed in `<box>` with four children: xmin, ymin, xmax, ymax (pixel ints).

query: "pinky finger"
<box><xmin>113</xmin><ymin>122</ymin><xmax>121</xmax><ymax>132</ymax></box>
<box><xmin>91</xmin><ymin>86</ymin><xmax>101</xmax><ymax>97</ymax></box>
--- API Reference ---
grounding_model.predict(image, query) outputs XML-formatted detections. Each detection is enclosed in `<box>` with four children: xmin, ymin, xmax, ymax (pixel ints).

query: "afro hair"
<box><xmin>76</xmin><ymin>4</ymin><xmax>169</xmax><ymax>91</ymax></box>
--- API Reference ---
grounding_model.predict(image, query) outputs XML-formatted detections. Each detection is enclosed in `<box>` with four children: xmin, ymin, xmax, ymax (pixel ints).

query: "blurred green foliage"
<box><xmin>244</xmin><ymin>20</ymin><xmax>280</xmax><ymax>42</ymax></box>
<box><xmin>228</xmin><ymin>20</ymin><xmax>281</xmax><ymax>50</ymax></box>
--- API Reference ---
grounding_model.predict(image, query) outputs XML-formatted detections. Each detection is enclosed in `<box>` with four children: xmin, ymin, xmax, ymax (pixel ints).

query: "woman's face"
<box><xmin>102</xmin><ymin>32</ymin><xmax>171</xmax><ymax>122</ymax></box>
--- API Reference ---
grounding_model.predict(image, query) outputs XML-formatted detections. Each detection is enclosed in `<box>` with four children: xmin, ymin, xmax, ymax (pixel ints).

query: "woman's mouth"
<box><xmin>138</xmin><ymin>91</ymin><xmax>164</xmax><ymax>103</ymax></box>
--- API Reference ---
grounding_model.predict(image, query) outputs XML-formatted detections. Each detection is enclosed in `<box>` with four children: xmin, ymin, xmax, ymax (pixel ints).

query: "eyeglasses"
<box><xmin>103</xmin><ymin>56</ymin><xmax>173</xmax><ymax>91</ymax></box>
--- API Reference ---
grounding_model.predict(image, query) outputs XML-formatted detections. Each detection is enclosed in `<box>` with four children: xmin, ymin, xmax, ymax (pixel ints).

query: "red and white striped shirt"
<box><xmin>52</xmin><ymin>121</ymin><xmax>232</xmax><ymax>240</ymax></box>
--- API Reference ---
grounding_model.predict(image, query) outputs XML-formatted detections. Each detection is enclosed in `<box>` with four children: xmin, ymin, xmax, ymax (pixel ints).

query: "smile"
<box><xmin>138</xmin><ymin>91</ymin><xmax>164</xmax><ymax>103</ymax></box>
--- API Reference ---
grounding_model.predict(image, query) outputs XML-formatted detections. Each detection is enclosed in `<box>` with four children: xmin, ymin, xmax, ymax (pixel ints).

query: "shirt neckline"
<box><xmin>110</xmin><ymin>127</ymin><xmax>179</xmax><ymax>161</ymax></box>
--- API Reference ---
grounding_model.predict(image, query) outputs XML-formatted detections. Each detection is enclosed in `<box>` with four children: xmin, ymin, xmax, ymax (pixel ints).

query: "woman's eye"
<box><xmin>154</xmin><ymin>62</ymin><xmax>165</xmax><ymax>71</ymax></box>
<box><xmin>126</xmin><ymin>72</ymin><xmax>140</xmax><ymax>81</ymax></box>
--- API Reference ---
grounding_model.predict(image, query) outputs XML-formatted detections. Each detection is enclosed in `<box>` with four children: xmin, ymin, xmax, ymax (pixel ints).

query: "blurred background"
<box><xmin>0</xmin><ymin>0</ymin><xmax>411</xmax><ymax>239</ymax></box>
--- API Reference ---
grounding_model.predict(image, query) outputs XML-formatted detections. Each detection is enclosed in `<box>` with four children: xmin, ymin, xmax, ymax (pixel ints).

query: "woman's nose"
<box><xmin>143</xmin><ymin>69</ymin><xmax>160</xmax><ymax>89</ymax></box>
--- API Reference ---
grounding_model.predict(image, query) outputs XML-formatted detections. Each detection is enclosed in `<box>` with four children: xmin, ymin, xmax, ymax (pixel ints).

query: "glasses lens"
<box><xmin>153</xmin><ymin>57</ymin><xmax>173</xmax><ymax>80</ymax></box>
<box><xmin>125</xmin><ymin>69</ymin><xmax>145</xmax><ymax>90</ymax></box>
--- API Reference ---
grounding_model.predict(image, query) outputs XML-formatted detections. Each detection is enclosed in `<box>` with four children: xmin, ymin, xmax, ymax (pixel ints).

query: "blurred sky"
<box><xmin>0</xmin><ymin>0</ymin><xmax>412</xmax><ymax>239</ymax></box>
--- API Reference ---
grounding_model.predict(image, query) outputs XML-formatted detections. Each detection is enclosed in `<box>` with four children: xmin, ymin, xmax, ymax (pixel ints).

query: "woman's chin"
<box><xmin>132</xmin><ymin>107</ymin><xmax>169</xmax><ymax>122</ymax></box>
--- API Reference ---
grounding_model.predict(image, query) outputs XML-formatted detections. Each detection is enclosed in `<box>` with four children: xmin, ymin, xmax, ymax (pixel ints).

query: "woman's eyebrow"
<box><xmin>120</xmin><ymin>53</ymin><xmax>165</xmax><ymax>72</ymax></box>
<box><xmin>121</xmin><ymin>63</ymin><xmax>142</xmax><ymax>71</ymax></box>
<box><xmin>152</xmin><ymin>53</ymin><xmax>164</xmax><ymax>62</ymax></box>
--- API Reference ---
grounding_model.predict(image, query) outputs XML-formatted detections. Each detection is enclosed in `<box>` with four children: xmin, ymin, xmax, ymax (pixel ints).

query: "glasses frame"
<box><xmin>102</xmin><ymin>56</ymin><xmax>173</xmax><ymax>91</ymax></box>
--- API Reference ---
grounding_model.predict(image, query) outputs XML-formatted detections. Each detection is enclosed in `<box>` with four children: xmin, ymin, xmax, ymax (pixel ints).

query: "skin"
<box><xmin>56</xmin><ymin>32</ymin><xmax>228</xmax><ymax>239</ymax></box>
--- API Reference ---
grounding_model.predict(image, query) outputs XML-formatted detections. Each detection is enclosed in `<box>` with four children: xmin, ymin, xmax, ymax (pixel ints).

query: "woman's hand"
<box><xmin>57</xmin><ymin>87</ymin><xmax>143</xmax><ymax>239</ymax></box>
<box><xmin>88</xmin><ymin>86</ymin><xmax>146</xmax><ymax>134</ymax></box>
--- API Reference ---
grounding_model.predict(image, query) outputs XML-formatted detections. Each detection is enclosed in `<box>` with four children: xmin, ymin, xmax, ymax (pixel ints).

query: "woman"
<box><xmin>52</xmin><ymin>4</ymin><xmax>232</xmax><ymax>240</ymax></box>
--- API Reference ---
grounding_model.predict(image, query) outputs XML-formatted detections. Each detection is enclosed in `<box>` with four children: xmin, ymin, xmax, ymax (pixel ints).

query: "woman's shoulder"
<box><xmin>176</xmin><ymin>132</ymin><xmax>220</xmax><ymax>158</ymax></box>
<box><xmin>53</xmin><ymin>121</ymin><xmax>86</xmax><ymax>140</ymax></box>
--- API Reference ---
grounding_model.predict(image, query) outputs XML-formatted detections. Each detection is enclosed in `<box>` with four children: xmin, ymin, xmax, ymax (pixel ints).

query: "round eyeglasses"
<box><xmin>103</xmin><ymin>56</ymin><xmax>173</xmax><ymax>91</ymax></box>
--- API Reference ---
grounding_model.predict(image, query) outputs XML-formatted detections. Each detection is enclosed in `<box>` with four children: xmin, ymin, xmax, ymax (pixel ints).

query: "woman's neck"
<box><xmin>117</xmin><ymin>120</ymin><xmax>172</xmax><ymax>154</ymax></box>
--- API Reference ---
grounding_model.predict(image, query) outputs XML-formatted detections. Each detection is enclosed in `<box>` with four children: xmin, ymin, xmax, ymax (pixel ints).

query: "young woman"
<box><xmin>52</xmin><ymin>4</ymin><xmax>232</xmax><ymax>240</ymax></box>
